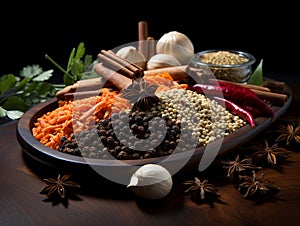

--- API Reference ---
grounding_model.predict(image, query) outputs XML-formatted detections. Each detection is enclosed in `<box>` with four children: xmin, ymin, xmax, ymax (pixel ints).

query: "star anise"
<box><xmin>40</xmin><ymin>174</ymin><xmax>81</xmax><ymax>199</ymax></box>
<box><xmin>120</xmin><ymin>77</ymin><xmax>160</xmax><ymax>111</ymax></box>
<box><xmin>183</xmin><ymin>176</ymin><xmax>220</xmax><ymax>201</ymax></box>
<box><xmin>249</xmin><ymin>140</ymin><xmax>289</xmax><ymax>166</ymax></box>
<box><xmin>218</xmin><ymin>154</ymin><xmax>262</xmax><ymax>181</ymax></box>
<box><xmin>239</xmin><ymin>170</ymin><xmax>280</xmax><ymax>199</ymax></box>
<box><xmin>275</xmin><ymin>124</ymin><xmax>300</xmax><ymax>146</ymax></box>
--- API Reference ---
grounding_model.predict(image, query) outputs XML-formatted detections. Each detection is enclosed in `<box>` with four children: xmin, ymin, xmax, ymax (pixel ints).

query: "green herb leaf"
<box><xmin>63</xmin><ymin>42</ymin><xmax>91</xmax><ymax>85</ymax></box>
<box><xmin>74</xmin><ymin>42</ymin><xmax>85</xmax><ymax>61</ymax></box>
<box><xmin>3</xmin><ymin>96</ymin><xmax>27</xmax><ymax>111</ymax></box>
<box><xmin>83</xmin><ymin>55</ymin><xmax>93</xmax><ymax>71</ymax></box>
<box><xmin>0</xmin><ymin>74</ymin><xmax>16</xmax><ymax>94</ymax></box>
<box><xmin>20</xmin><ymin>65</ymin><xmax>43</xmax><ymax>78</ymax></box>
<box><xmin>33</xmin><ymin>69</ymin><xmax>54</xmax><ymax>82</ymax></box>
<box><xmin>71</xmin><ymin>61</ymin><xmax>84</xmax><ymax>78</ymax></box>
<box><xmin>66</xmin><ymin>47</ymin><xmax>76</xmax><ymax>74</ymax></box>
<box><xmin>0</xmin><ymin>107</ymin><xmax>6</xmax><ymax>117</ymax></box>
<box><xmin>15</xmin><ymin>77</ymin><xmax>31</xmax><ymax>92</ymax></box>
<box><xmin>6</xmin><ymin>110</ymin><xmax>24</xmax><ymax>120</ymax></box>
<box><xmin>81</xmin><ymin>60</ymin><xmax>99</xmax><ymax>80</ymax></box>
<box><xmin>247</xmin><ymin>59</ymin><xmax>264</xmax><ymax>86</ymax></box>
<box><xmin>1</xmin><ymin>64</ymin><xmax>57</xmax><ymax>121</ymax></box>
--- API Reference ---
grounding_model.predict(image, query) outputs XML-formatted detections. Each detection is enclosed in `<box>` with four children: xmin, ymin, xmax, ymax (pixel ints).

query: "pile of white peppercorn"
<box><xmin>155</xmin><ymin>88</ymin><xmax>245</xmax><ymax>146</ymax></box>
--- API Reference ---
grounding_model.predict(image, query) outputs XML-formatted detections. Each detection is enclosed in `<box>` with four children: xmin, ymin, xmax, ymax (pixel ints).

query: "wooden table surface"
<box><xmin>1</xmin><ymin>74</ymin><xmax>300</xmax><ymax>226</ymax></box>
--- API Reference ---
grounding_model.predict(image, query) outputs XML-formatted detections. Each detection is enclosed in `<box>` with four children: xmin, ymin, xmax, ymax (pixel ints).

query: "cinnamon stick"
<box><xmin>64</xmin><ymin>90</ymin><xmax>104</xmax><ymax>101</ymax></box>
<box><xmin>97</xmin><ymin>51</ymin><xmax>134</xmax><ymax>78</ymax></box>
<box><xmin>93</xmin><ymin>63</ymin><xmax>132</xmax><ymax>90</ymax></box>
<box><xmin>263</xmin><ymin>80</ymin><xmax>287</xmax><ymax>93</ymax></box>
<box><xmin>56</xmin><ymin>61</ymin><xmax>133</xmax><ymax>101</ymax></box>
<box><xmin>250</xmin><ymin>89</ymin><xmax>288</xmax><ymax>106</ymax></box>
<box><xmin>237</xmin><ymin>83</ymin><xmax>271</xmax><ymax>92</ymax></box>
<box><xmin>98</xmin><ymin>50</ymin><xmax>144</xmax><ymax>79</ymax></box>
<box><xmin>138</xmin><ymin>21</ymin><xmax>148</xmax><ymax>60</ymax></box>
<box><xmin>105</xmin><ymin>50</ymin><xmax>144</xmax><ymax>72</ymax></box>
<box><xmin>215</xmin><ymin>79</ymin><xmax>271</xmax><ymax>92</ymax></box>
<box><xmin>55</xmin><ymin>78</ymin><xmax>104</xmax><ymax>101</ymax></box>
<box><xmin>216</xmin><ymin>79</ymin><xmax>287</xmax><ymax>105</ymax></box>
<box><xmin>213</xmin><ymin>79</ymin><xmax>287</xmax><ymax>105</ymax></box>
<box><xmin>147</xmin><ymin>36</ymin><xmax>155</xmax><ymax>60</ymax></box>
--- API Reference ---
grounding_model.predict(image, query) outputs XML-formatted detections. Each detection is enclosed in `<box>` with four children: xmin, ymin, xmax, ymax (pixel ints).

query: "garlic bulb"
<box><xmin>116</xmin><ymin>46</ymin><xmax>147</xmax><ymax>69</ymax></box>
<box><xmin>147</xmin><ymin>53</ymin><xmax>181</xmax><ymax>70</ymax></box>
<box><xmin>127</xmin><ymin>164</ymin><xmax>173</xmax><ymax>200</ymax></box>
<box><xmin>156</xmin><ymin>31</ymin><xmax>194</xmax><ymax>65</ymax></box>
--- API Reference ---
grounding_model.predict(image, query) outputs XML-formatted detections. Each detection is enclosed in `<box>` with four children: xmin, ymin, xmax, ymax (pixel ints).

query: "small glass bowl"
<box><xmin>191</xmin><ymin>49</ymin><xmax>256</xmax><ymax>83</ymax></box>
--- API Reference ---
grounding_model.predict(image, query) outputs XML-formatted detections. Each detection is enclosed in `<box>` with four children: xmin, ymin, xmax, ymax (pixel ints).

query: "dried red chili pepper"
<box><xmin>234</xmin><ymin>102</ymin><xmax>264</xmax><ymax>118</ymax></box>
<box><xmin>189</xmin><ymin>81</ymin><xmax>275</xmax><ymax>118</ymax></box>
<box><xmin>213</xmin><ymin>96</ymin><xmax>256</xmax><ymax>128</ymax></box>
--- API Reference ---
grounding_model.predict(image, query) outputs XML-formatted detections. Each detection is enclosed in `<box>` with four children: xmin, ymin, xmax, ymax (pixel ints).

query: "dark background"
<box><xmin>1</xmin><ymin>2</ymin><xmax>299</xmax><ymax>81</ymax></box>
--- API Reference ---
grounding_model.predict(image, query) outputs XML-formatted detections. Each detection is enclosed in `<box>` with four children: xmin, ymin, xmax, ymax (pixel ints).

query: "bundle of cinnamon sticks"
<box><xmin>138</xmin><ymin>20</ymin><xmax>155</xmax><ymax>60</ymax></box>
<box><xmin>97</xmin><ymin>49</ymin><xmax>144</xmax><ymax>80</ymax></box>
<box><xmin>56</xmin><ymin>62</ymin><xmax>289</xmax><ymax>106</ymax></box>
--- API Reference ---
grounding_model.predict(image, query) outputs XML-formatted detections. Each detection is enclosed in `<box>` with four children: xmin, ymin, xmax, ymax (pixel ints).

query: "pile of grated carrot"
<box><xmin>144</xmin><ymin>72</ymin><xmax>188</xmax><ymax>92</ymax></box>
<box><xmin>32</xmin><ymin>88</ymin><xmax>130</xmax><ymax>150</ymax></box>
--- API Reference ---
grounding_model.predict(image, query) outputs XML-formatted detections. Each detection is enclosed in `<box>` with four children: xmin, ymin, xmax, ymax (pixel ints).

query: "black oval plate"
<box><xmin>16</xmin><ymin>82</ymin><xmax>292</xmax><ymax>179</ymax></box>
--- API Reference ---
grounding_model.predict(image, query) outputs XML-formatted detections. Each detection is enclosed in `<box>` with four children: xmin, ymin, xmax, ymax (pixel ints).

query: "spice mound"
<box><xmin>199</xmin><ymin>51</ymin><xmax>249</xmax><ymax>65</ymax></box>
<box><xmin>55</xmin><ymin>88</ymin><xmax>245</xmax><ymax>159</ymax></box>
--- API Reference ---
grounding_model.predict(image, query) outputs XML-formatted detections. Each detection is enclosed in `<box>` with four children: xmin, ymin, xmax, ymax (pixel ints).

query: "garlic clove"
<box><xmin>156</xmin><ymin>31</ymin><xmax>194</xmax><ymax>65</ymax></box>
<box><xmin>116</xmin><ymin>46</ymin><xmax>147</xmax><ymax>69</ymax></box>
<box><xmin>146</xmin><ymin>53</ymin><xmax>181</xmax><ymax>70</ymax></box>
<box><xmin>127</xmin><ymin>164</ymin><xmax>173</xmax><ymax>200</ymax></box>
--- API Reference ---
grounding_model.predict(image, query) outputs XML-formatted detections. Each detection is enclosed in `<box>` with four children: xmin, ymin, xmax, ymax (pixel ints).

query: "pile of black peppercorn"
<box><xmin>58</xmin><ymin>109</ymin><xmax>192</xmax><ymax>160</ymax></box>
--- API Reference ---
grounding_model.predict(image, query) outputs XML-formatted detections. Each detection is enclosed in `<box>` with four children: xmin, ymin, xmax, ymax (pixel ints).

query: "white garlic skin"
<box><xmin>147</xmin><ymin>53</ymin><xmax>181</xmax><ymax>70</ymax></box>
<box><xmin>127</xmin><ymin>164</ymin><xmax>173</xmax><ymax>200</ymax></box>
<box><xmin>156</xmin><ymin>31</ymin><xmax>194</xmax><ymax>65</ymax></box>
<box><xmin>116</xmin><ymin>46</ymin><xmax>147</xmax><ymax>69</ymax></box>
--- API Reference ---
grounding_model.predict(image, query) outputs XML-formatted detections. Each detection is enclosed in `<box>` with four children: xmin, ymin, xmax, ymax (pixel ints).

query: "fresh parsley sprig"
<box><xmin>0</xmin><ymin>42</ymin><xmax>98</xmax><ymax>123</ymax></box>
<box><xmin>0</xmin><ymin>65</ymin><xmax>63</xmax><ymax>120</ymax></box>
<box><xmin>45</xmin><ymin>42</ymin><xmax>98</xmax><ymax>86</ymax></box>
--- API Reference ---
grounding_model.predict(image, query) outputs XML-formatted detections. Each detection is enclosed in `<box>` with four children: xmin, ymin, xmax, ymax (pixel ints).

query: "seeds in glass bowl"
<box><xmin>192</xmin><ymin>50</ymin><xmax>256</xmax><ymax>83</ymax></box>
<box><xmin>199</xmin><ymin>51</ymin><xmax>249</xmax><ymax>65</ymax></box>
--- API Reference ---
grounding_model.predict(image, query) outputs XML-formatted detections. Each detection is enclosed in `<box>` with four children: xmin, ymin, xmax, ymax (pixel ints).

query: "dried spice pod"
<box><xmin>218</xmin><ymin>154</ymin><xmax>262</xmax><ymax>182</ymax></box>
<box><xmin>183</xmin><ymin>176</ymin><xmax>220</xmax><ymax>202</ymax></box>
<box><xmin>239</xmin><ymin>171</ymin><xmax>280</xmax><ymax>199</ymax></box>
<box><xmin>40</xmin><ymin>174</ymin><xmax>81</xmax><ymax>199</ymax></box>
<box><xmin>275</xmin><ymin>124</ymin><xmax>300</xmax><ymax>147</ymax></box>
<box><xmin>119</xmin><ymin>77</ymin><xmax>160</xmax><ymax>111</ymax></box>
<box><xmin>248</xmin><ymin>140</ymin><xmax>289</xmax><ymax>166</ymax></box>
